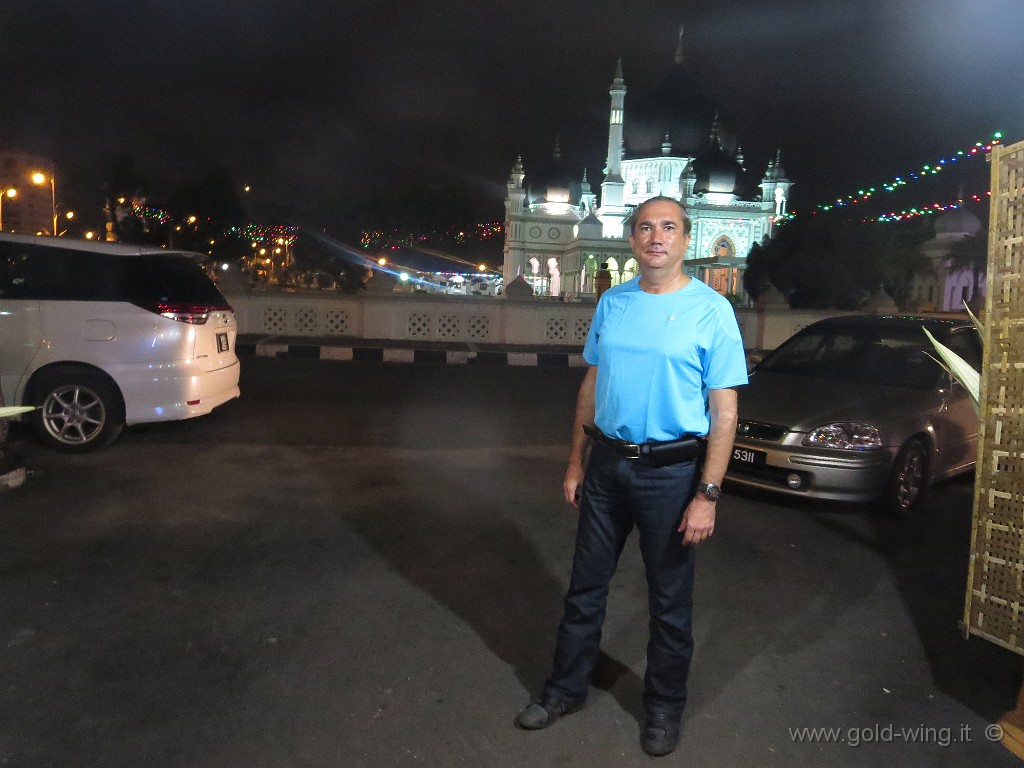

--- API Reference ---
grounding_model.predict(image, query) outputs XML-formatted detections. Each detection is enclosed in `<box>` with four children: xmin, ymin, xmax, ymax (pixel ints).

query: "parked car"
<box><xmin>726</xmin><ymin>314</ymin><xmax>981</xmax><ymax>514</ymax></box>
<box><xmin>0</xmin><ymin>233</ymin><xmax>240</xmax><ymax>452</ymax></box>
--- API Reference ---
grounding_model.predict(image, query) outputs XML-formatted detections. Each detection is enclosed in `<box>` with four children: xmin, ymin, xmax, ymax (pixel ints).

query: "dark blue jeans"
<box><xmin>544</xmin><ymin>440</ymin><xmax>699</xmax><ymax>718</ymax></box>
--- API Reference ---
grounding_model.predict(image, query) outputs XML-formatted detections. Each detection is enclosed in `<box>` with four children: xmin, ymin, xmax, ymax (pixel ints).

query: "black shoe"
<box><xmin>642</xmin><ymin>713</ymin><xmax>681</xmax><ymax>756</ymax></box>
<box><xmin>514</xmin><ymin>694</ymin><xmax>584</xmax><ymax>730</ymax></box>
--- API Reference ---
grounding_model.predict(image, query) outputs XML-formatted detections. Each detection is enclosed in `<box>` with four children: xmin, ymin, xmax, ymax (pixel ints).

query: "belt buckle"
<box><xmin>622</xmin><ymin>442</ymin><xmax>642</xmax><ymax>459</ymax></box>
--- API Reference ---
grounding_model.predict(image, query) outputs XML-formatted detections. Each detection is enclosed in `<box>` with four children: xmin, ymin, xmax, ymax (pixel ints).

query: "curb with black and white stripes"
<box><xmin>236</xmin><ymin>342</ymin><xmax>588</xmax><ymax>367</ymax></box>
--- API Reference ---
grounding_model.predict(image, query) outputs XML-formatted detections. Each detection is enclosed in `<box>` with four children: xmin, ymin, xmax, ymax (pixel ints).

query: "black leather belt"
<box><xmin>584</xmin><ymin>424</ymin><xmax>706</xmax><ymax>465</ymax></box>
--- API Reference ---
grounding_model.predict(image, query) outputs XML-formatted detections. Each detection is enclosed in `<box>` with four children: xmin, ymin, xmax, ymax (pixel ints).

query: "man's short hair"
<box><xmin>628</xmin><ymin>196</ymin><xmax>692</xmax><ymax>236</ymax></box>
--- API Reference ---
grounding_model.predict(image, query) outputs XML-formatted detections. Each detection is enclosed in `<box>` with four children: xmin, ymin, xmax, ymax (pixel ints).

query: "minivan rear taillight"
<box><xmin>136</xmin><ymin>302</ymin><xmax>232</xmax><ymax>324</ymax></box>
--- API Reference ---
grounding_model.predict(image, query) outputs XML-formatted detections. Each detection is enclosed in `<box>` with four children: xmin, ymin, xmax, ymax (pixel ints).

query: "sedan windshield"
<box><xmin>758</xmin><ymin>326</ymin><xmax>943</xmax><ymax>389</ymax></box>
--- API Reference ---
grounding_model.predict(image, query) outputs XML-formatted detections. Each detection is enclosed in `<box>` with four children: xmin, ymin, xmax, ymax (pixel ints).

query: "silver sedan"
<box><xmin>726</xmin><ymin>315</ymin><xmax>981</xmax><ymax>514</ymax></box>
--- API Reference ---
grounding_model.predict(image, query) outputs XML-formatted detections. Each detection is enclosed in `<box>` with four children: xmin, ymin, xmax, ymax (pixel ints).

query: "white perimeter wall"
<box><xmin>224</xmin><ymin>289</ymin><xmax>854</xmax><ymax>351</ymax></box>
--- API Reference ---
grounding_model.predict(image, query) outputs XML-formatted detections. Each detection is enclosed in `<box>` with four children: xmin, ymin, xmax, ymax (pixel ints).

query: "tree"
<box><xmin>876</xmin><ymin>225</ymin><xmax>931</xmax><ymax>311</ymax></box>
<box><xmin>100</xmin><ymin>155</ymin><xmax>159</xmax><ymax>245</ymax></box>
<box><xmin>745</xmin><ymin>217</ymin><xmax>928</xmax><ymax>310</ymax></box>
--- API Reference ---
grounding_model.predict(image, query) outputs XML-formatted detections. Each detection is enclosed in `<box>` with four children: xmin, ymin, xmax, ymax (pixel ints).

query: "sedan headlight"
<box><xmin>803</xmin><ymin>422</ymin><xmax>883</xmax><ymax>450</ymax></box>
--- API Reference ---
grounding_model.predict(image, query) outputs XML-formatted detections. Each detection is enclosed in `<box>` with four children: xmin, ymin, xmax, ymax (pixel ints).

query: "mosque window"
<box><xmin>622</xmin><ymin>258</ymin><xmax>638</xmax><ymax>283</ymax></box>
<box><xmin>712</xmin><ymin>236</ymin><xmax>735</xmax><ymax>260</ymax></box>
<box><xmin>631</xmin><ymin>180</ymin><xmax>639</xmax><ymax>194</ymax></box>
<box><xmin>646</xmin><ymin>178</ymin><xmax>654</xmax><ymax>193</ymax></box>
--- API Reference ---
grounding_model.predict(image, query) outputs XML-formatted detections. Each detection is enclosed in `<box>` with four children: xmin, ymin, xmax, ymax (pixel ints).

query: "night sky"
<box><xmin>2</xmin><ymin>0</ymin><xmax>1022</xmax><ymax>240</ymax></box>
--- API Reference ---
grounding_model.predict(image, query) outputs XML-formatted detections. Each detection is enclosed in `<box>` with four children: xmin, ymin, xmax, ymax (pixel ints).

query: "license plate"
<box><xmin>216</xmin><ymin>332</ymin><xmax>230</xmax><ymax>353</ymax></box>
<box><xmin>731</xmin><ymin>446</ymin><xmax>766</xmax><ymax>466</ymax></box>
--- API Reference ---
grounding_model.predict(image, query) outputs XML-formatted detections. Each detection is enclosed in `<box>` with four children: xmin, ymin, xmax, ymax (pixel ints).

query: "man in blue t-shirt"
<box><xmin>515</xmin><ymin>196</ymin><xmax>748</xmax><ymax>757</ymax></box>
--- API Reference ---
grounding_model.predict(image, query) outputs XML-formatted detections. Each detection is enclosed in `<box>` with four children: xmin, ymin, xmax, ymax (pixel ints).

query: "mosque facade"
<box><xmin>502</xmin><ymin>33</ymin><xmax>793</xmax><ymax>300</ymax></box>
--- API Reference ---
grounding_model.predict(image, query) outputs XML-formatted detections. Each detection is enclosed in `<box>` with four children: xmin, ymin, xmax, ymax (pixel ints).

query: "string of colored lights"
<box><xmin>814</xmin><ymin>132</ymin><xmax>1003</xmax><ymax>213</ymax></box>
<box><xmin>129</xmin><ymin>202</ymin><xmax>175</xmax><ymax>225</ymax></box>
<box><xmin>868</xmin><ymin>191</ymin><xmax>990</xmax><ymax>223</ymax></box>
<box><xmin>361</xmin><ymin>221</ymin><xmax>504</xmax><ymax>250</ymax></box>
<box><xmin>228</xmin><ymin>223</ymin><xmax>298</xmax><ymax>245</ymax></box>
<box><xmin>130</xmin><ymin>202</ymin><xmax>299</xmax><ymax>244</ymax></box>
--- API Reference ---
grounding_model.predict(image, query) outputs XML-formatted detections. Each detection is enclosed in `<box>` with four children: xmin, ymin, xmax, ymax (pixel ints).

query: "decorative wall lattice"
<box><xmin>574</xmin><ymin>318</ymin><xmax>592</xmax><ymax>342</ymax></box>
<box><xmin>407</xmin><ymin>313</ymin><xmax>430</xmax><ymax>337</ymax></box>
<box><xmin>263</xmin><ymin>306</ymin><xmax>287</xmax><ymax>333</ymax></box>
<box><xmin>438</xmin><ymin>314</ymin><xmax>459</xmax><ymax>338</ymax></box>
<box><xmin>545</xmin><ymin>317</ymin><xmax>569</xmax><ymax>340</ymax></box>
<box><xmin>324</xmin><ymin>309</ymin><xmax>349</xmax><ymax>335</ymax></box>
<box><xmin>294</xmin><ymin>307</ymin><xmax>318</xmax><ymax>334</ymax></box>
<box><xmin>964</xmin><ymin>139</ymin><xmax>1024</xmax><ymax>656</ymax></box>
<box><xmin>467</xmin><ymin>315</ymin><xmax>489</xmax><ymax>339</ymax></box>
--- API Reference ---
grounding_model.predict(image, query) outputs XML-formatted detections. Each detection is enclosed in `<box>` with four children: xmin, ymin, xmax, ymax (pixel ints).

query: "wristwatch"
<box><xmin>696</xmin><ymin>482</ymin><xmax>722</xmax><ymax>502</ymax></box>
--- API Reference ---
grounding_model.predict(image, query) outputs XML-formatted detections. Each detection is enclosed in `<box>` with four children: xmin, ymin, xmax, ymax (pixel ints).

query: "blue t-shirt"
<box><xmin>583</xmin><ymin>276</ymin><xmax>748</xmax><ymax>443</ymax></box>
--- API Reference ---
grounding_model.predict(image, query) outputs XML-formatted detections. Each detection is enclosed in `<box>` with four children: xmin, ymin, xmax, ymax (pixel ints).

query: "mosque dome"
<box><xmin>688</xmin><ymin>137</ymin><xmax>747</xmax><ymax>197</ymax></box>
<box><xmin>623</xmin><ymin>61</ymin><xmax>737</xmax><ymax>158</ymax></box>
<box><xmin>934</xmin><ymin>207</ymin><xmax>982</xmax><ymax>239</ymax></box>
<box><xmin>526</xmin><ymin>142</ymin><xmax>582</xmax><ymax>206</ymax></box>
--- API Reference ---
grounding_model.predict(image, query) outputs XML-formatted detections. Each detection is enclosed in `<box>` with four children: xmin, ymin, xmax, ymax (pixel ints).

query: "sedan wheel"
<box><xmin>32</xmin><ymin>369</ymin><xmax>124</xmax><ymax>452</ymax></box>
<box><xmin>885</xmin><ymin>439</ymin><xmax>929</xmax><ymax>515</ymax></box>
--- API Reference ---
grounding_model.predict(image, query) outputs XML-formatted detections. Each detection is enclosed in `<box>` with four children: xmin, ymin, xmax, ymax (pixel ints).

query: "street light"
<box><xmin>30</xmin><ymin>171</ymin><xmax>58</xmax><ymax>237</ymax></box>
<box><xmin>0</xmin><ymin>187</ymin><xmax>17</xmax><ymax>231</ymax></box>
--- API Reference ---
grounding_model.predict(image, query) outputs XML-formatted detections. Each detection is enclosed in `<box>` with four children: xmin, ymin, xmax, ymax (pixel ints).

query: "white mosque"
<box><xmin>502</xmin><ymin>31</ymin><xmax>793</xmax><ymax>300</ymax></box>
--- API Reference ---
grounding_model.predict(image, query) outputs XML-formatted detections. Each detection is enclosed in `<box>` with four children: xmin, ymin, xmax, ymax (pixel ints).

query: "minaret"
<box><xmin>581</xmin><ymin>169</ymin><xmax>597</xmax><ymax>213</ymax></box>
<box><xmin>771</xmin><ymin>150</ymin><xmax>792</xmax><ymax>217</ymax></box>
<box><xmin>675</xmin><ymin>25</ymin><xmax>685</xmax><ymax>66</ymax></box>
<box><xmin>503</xmin><ymin>156</ymin><xmax>527</xmax><ymax>282</ymax></box>
<box><xmin>599</xmin><ymin>58</ymin><xmax>628</xmax><ymax>237</ymax></box>
<box><xmin>505</xmin><ymin>155</ymin><xmax>526</xmax><ymax>215</ymax></box>
<box><xmin>709</xmin><ymin>111</ymin><xmax>721</xmax><ymax>148</ymax></box>
<box><xmin>760</xmin><ymin>150</ymin><xmax>792</xmax><ymax>228</ymax></box>
<box><xmin>603</xmin><ymin>59</ymin><xmax>626</xmax><ymax>184</ymax></box>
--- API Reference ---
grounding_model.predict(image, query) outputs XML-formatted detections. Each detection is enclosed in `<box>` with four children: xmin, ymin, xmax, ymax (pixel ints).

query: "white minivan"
<box><xmin>0</xmin><ymin>233</ymin><xmax>240</xmax><ymax>451</ymax></box>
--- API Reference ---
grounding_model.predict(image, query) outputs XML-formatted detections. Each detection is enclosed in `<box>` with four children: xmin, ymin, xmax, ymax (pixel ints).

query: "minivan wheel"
<box><xmin>884</xmin><ymin>438</ymin><xmax>929</xmax><ymax>515</ymax></box>
<box><xmin>32</xmin><ymin>368</ymin><xmax>125</xmax><ymax>452</ymax></box>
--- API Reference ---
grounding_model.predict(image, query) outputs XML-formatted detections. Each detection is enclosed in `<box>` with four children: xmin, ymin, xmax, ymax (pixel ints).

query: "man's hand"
<box><xmin>564</xmin><ymin>461</ymin><xmax>586</xmax><ymax>508</ymax></box>
<box><xmin>564</xmin><ymin>367</ymin><xmax>597</xmax><ymax>509</ymax></box>
<box><xmin>678</xmin><ymin>496</ymin><xmax>716</xmax><ymax>545</ymax></box>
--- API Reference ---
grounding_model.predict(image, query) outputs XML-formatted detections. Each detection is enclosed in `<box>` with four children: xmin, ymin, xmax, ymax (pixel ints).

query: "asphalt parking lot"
<box><xmin>0</xmin><ymin>357</ymin><xmax>1020</xmax><ymax>767</ymax></box>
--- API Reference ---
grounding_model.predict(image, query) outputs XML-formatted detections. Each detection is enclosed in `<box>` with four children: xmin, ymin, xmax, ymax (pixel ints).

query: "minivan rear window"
<box><xmin>132</xmin><ymin>254</ymin><xmax>228</xmax><ymax>306</ymax></box>
<box><xmin>0</xmin><ymin>242</ymin><xmax>228</xmax><ymax>306</ymax></box>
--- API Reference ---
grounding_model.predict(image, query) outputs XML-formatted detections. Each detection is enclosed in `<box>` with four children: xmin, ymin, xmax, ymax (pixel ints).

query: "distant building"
<box><xmin>912</xmin><ymin>207</ymin><xmax>986</xmax><ymax>312</ymax></box>
<box><xmin>0</xmin><ymin>152</ymin><xmax>55</xmax><ymax>235</ymax></box>
<box><xmin>502</xmin><ymin>30</ymin><xmax>792</xmax><ymax>300</ymax></box>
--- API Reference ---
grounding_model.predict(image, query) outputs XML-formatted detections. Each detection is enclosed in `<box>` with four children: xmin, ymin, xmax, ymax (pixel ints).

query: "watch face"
<box><xmin>700</xmin><ymin>483</ymin><xmax>721</xmax><ymax>501</ymax></box>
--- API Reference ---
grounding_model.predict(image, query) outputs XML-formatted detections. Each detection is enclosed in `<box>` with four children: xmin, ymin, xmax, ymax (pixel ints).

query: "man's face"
<box><xmin>628</xmin><ymin>200</ymin><xmax>691</xmax><ymax>277</ymax></box>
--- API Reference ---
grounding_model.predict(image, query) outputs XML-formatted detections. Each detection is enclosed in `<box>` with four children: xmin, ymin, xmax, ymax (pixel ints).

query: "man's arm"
<box><xmin>677</xmin><ymin>386</ymin><xmax>739</xmax><ymax>544</ymax></box>
<box><xmin>564</xmin><ymin>366</ymin><xmax>597</xmax><ymax>508</ymax></box>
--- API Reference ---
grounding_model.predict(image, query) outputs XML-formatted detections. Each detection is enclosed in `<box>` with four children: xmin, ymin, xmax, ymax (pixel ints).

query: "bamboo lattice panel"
<box><xmin>965</xmin><ymin>139</ymin><xmax>1024</xmax><ymax>655</ymax></box>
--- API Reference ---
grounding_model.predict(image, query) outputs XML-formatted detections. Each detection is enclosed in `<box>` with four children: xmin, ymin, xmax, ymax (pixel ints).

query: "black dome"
<box><xmin>526</xmin><ymin>146</ymin><xmax>582</xmax><ymax>205</ymax></box>
<box><xmin>623</xmin><ymin>63</ymin><xmax>737</xmax><ymax>158</ymax></box>
<box><xmin>690</xmin><ymin>140</ymin><xmax>747</xmax><ymax>197</ymax></box>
